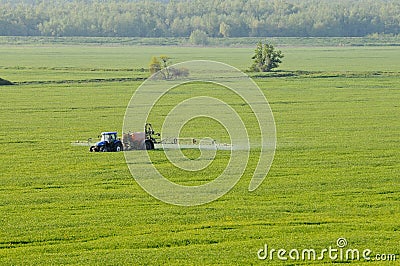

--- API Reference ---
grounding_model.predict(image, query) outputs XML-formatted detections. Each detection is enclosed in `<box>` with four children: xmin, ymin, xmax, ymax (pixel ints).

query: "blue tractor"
<box><xmin>89</xmin><ymin>132</ymin><xmax>123</xmax><ymax>152</ymax></box>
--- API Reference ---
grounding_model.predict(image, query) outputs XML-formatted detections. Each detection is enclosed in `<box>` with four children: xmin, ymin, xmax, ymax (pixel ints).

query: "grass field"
<box><xmin>0</xmin><ymin>41</ymin><xmax>399</xmax><ymax>265</ymax></box>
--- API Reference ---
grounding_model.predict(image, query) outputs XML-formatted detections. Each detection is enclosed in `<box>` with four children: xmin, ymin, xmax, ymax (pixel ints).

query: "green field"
<box><xmin>0</xmin><ymin>41</ymin><xmax>399</xmax><ymax>265</ymax></box>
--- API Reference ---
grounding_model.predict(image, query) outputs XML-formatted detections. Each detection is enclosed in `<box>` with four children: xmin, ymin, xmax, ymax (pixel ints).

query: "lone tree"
<box><xmin>250</xmin><ymin>42</ymin><xmax>284</xmax><ymax>72</ymax></box>
<box><xmin>149</xmin><ymin>56</ymin><xmax>162</xmax><ymax>74</ymax></box>
<box><xmin>149</xmin><ymin>55</ymin><xmax>172</xmax><ymax>79</ymax></box>
<box><xmin>159</xmin><ymin>55</ymin><xmax>171</xmax><ymax>79</ymax></box>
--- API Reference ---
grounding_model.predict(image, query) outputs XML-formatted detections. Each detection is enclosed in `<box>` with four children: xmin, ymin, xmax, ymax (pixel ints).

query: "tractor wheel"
<box><xmin>90</xmin><ymin>146</ymin><xmax>99</xmax><ymax>152</ymax></box>
<box><xmin>116</xmin><ymin>144</ymin><xmax>123</xmax><ymax>152</ymax></box>
<box><xmin>145</xmin><ymin>140</ymin><xmax>154</xmax><ymax>150</ymax></box>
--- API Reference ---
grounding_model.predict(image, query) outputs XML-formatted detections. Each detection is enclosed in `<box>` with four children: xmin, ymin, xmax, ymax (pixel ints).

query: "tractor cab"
<box><xmin>100</xmin><ymin>132</ymin><xmax>117</xmax><ymax>143</ymax></box>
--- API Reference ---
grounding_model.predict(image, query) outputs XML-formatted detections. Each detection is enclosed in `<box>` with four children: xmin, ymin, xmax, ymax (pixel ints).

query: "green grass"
<box><xmin>1</xmin><ymin>46</ymin><xmax>399</xmax><ymax>80</ymax></box>
<box><xmin>0</xmin><ymin>43</ymin><xmax>399</xmax><ymax>265</ymax></box>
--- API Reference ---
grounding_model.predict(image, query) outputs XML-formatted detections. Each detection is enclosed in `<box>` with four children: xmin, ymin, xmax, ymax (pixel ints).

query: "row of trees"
<box><xmin>0</xmin><ymin>0</ymin><xmax>399</xmax><ymax>37</ymax></box>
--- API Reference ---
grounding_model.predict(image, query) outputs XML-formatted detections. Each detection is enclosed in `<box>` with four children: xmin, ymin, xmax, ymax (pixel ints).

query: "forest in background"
<box><xmin>0</xmin><ymin>0</ymin><xmax>399</xmax><ymax>38</ymax></box>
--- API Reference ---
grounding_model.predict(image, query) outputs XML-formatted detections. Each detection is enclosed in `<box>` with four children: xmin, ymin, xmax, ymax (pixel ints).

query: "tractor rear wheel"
<box><xmin>145</xmin><ymin>140</ymin><xmax>154</xmax><ymax>150</ymax></box>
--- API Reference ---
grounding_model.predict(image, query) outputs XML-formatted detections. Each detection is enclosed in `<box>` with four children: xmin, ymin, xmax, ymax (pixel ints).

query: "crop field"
<box><xmin>0</xmin><ymin>41</ymin><xmax>399</xmax><ymax>265</ymax></box>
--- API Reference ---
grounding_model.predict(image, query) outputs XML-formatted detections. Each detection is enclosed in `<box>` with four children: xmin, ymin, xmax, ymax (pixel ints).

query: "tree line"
<box><xmin>0</xmin><ymin>0</ymin><xmax>399</xmax><ymax>38</ymax></box>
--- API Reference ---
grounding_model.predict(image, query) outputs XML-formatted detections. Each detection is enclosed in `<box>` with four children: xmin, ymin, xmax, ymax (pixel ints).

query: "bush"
<box><xmin>168</xmin><ymin>67</ymin><xmax>189</xmax><ymax>78</ymax></box>
<box><xmin>151</xmin><ymin>67</ymin><xmax>190</xmax><ymax>80</ymax></box>
<box><xmin>189</xmin><ymin>30</ymin><xmax>209</xmax><ymax>46</ymax></box>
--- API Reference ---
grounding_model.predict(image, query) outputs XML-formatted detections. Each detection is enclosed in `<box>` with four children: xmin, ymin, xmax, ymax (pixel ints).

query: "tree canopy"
<box><xmin>0</xmin><ymin>0</ymin><xmax>399</xmax><ymax>37</ymax></box>
<box><xmin>250</xmin><ymin>42</ymin><xmax>284</xmax><ymax>72</ymax></box>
